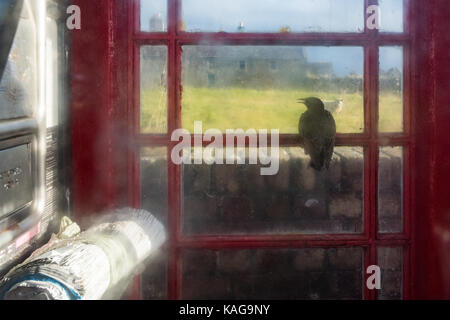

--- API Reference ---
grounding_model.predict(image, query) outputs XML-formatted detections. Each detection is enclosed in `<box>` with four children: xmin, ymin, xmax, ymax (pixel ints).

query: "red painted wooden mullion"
<box><xmin>402</xmin><ymin>40</ymin><xmax>413</xmax><ymax>245</ymax></box>
<box><xmin>134</xmin><ymin>133</ymin><xmax>412</xmax><ymax>147</ymax></box>
<box><xmin>128</xmin><ymin>0</ymin><xmax>138</xmax><ymax>209</ymax></box>
<box><xmin>176</xmin><ymin>236</ymin><xmax>409</xmax><ymax>249</ymax></box>
<box><xmin>365</xmin><ymin>0</ymin><xmax>379</xmax><ymax>301</ymax></box>
<box><xmin>130</xmin><ymin>0</ymin><xmax>413</xmax><ymax>300</ymax></box>
<box><xmin>166</xmin><ymin>0</ymin><xmax>182</xmax><ymax>300</ymax></box>
<box><xmin>131</xmin><ymin>0</ymin><xmax>141</xmax><ymax>212</ymax></box>
<box><xmin>407</xmin><ymin>0</ymin><xmax>418</xmax><ymax>297</ymax></box>
<box><xmin>135</xmin><ymin>32</ymin><xmax>410</xmax><ymax>44</ymax></box>
<box><xmin>129</xmin><ymin>0</ymin><xmax>142</xmax><ymax>300</ymax></box>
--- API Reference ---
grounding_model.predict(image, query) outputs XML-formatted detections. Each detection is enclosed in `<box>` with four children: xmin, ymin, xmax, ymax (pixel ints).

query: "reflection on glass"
<box><xmin>182</xmin><ymin>0</ymin><xmax>364</xmax><ymax>33</ymax></box>
<box><xmin>182</xmin><ymin>147</ymin><xmax>364</xmax><ymax>235</ymax></box>
<box><xmin>378</xmin><ymin>147</ymin><xmax>403</xmax><ymax>233</ymax></box>
<box><xmin>140</xmin><ymin>0</ymin><xmax>167</xmax><ymax>32</ymax></box>
<box><xmin>141</xmin><ymin>248</ymin><xmax>168</xmax><ymax>299</ymax></box>
<box><xmin>182</xmin><ymin>46</ymin><xmax>364</xmax><ymax>133</ymax></box>
<box><xmin>140</xmin><ymin>147</ymin><xmax>168</xmax><ymax>299</ymax></box>
<box><xmin>182</xmin><ymin>248</ymin><xmax>363</xmax><ymax>299</ymax></box>
<box><xmin>0</xmin><ymin>0</ymin><xmax>37</xmax><ymax>120</ymax></box>
<box><xmin>140</xmin><ymin>46</ymin><xmax>168</xmax><ymax>133</ymax></box>
<box><xmin>379</xmin><ymin>0</ymin><xmax>404</xmax><ymax>33</ymax></box>
<box><xmin>379</xmin><ymin>46</ymin><xmax>403</xmax><ymax>132</ymax></box>
<box><xmin>378</xmin><ymin>247</ymin><xmax>403</xmax><ymax>300</ymax></box>
<box><xmin>141</xmin><ymin>147</ymin><xmax>168</xmax><ymax>227</ymax></box>
<box><xmin>45</xmin><ymin>16</ymin><xmax>59</xmax><ymax>128</ymax></box>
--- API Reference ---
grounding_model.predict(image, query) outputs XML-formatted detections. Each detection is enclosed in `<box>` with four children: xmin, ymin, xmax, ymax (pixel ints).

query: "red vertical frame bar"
<box><xmin>403</xmin><ymin>145</ymin><xmax>412</xmax><ymax>298</ymax></box>
<box><xmin>132</xmin><ymin>41</ymin><xmax>141</xmax><ymax>209</ymax></box>
<box><xmin>403</xmin><ymin>44</ymin><xmax>412</xmax><ymax>137</ymax></box>
<box><xmin>403</xmin><ymin>243</ymin><xmax>411</xmax><ymax>299</ymax></box>
<box><xmin>167</xmin><ymin>0</ymin><xmax>182</xmax><ymax>300</ymax></box>
<box><xmin>366</xmin><ymin>0</ymin><xmax>379</xmax><ymax>301</ymax></box>
<box><xmin>402</xmin><ymin>33</ymin><xmax>413</xmax><ymax>302</ymax></box>
<box><xmin>128</xmin><ymin>0</ymin><xmax>138</xmax><ymax>209</ymax></box>
<box><xmin>406</xmin><ymin>0</ymin><xmax>417</xmax><ymax>299</ymax></box>
<box><xmin>402</xmin><ymin>146</ymin><xmax>411</xmax><ymax>238</ymax></box>
<box><xmin>130</xmin><ymin>0</ymin><xmax>142</xmax><ymax>300</ymax></box>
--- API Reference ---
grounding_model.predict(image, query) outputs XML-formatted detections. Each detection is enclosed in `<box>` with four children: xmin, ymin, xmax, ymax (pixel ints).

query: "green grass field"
<box><xmin>141</xmin><ymin>87</ymin><xmax>403</xmax><ymax>134</ymax></box>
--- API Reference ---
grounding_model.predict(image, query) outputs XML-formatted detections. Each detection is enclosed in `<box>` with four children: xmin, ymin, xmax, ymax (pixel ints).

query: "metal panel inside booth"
<box><xmin>0</xmin><ymin>144</ymin><xmax>33</xmax><ymax>221</ymax></box>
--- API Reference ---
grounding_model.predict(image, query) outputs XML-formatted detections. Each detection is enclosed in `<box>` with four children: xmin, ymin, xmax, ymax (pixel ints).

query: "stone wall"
<box><xmin>179</xmin><ymin>147</ymin><xmax>401</xmax><ymax>235</ymax></box>
<box><xmin>181</xmin><ymin>248</ymin><xmax>363</xmax><ymax>300</ymax></box>
<box><xmin>140</xmin><ymin>146</ymin><xmax>403</xmax><ymax>299</ymax></box>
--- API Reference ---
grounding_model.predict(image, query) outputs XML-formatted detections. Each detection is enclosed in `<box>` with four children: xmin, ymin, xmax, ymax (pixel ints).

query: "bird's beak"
<box><xmin>297</xmin><ymin>98</ymin><xmax>305</xmax><ymax>104</ymax></box>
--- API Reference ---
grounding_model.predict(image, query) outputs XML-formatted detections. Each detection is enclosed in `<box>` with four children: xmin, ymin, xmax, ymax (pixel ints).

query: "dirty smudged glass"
<box><xmin>182</xmin><ymin>45</ymin><xmax>364</xmax><ymax>134</ymax></box>
<box><xmin>140</xmin><ymin>147</ymin><xmax>168</xmax><ymax>299</ymax></box>
<box><xmin>379</xmin><ymin>0</ymin><xmax>404</xmax><ymax>33</ymax></box>
<box><xmin>182</xmin><ymin>147</ymin><xmax>364</xmax><ymax>235</ymax></box>
<box><xmin>379</xmin><ymin>46</ymin><xmax>403</xmax><ymax>133</ymax></box>
<box><xmin>0</xmin><ymin>0</ymin><xmax>37</xmax><ymax>120</ymax></box>
<box><xmin>140</xmin><ymin>46</ymin><xmax>168</xmax><ymax>133</ymax></box>
<box><xmin>140</xmin><ymin>0</ymin><xmax>167</xmax><ymax>32</ymax></box>
<box><xmin>378</xmin><ymin>247</ymin><xmax>403</xmax><ymax>300</ymax></box>
<box><xmin>181</xmin><ymin>0</ymin><xmax>364</xmax><ymax>33</ymax></box>
<box><xmin>378</xmin><ymin>146</ymin><xmax>403</xmax><ymax>233</ymax></box>
<box><xmin>182</xmin><ymin>247</ymin><xmax>364</xmax><ymax>299</ymax></box>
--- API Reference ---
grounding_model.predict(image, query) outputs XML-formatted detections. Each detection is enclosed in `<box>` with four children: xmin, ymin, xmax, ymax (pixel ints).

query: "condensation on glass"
<box><xmin>45</xmin><ymin>14</ymin><xmax>59</xmax><ymax>128</ymax></box>
<box><xmin>140</xmin><ymin>0</ymin><xmax>167</xmax><ymax>32</ymax></box>
<box><xmin>379</xmin><ymin>46</ymin><xmax>403</xmax><ymax>133</ymax></box>
<box><xmin>182</xmin><ymin>147</ymin><xmax>364</xmax><ymax>235</ymax></box>
<box><xmin>140</xmin><ymin>46</ymin><xmax>168</xmax><ymax>133</ymax></box>
<box><xmin>378</xmin><ymin>147</ymin><xmax>403</xmax><ymax>233</ymax></box>
<box><xmin>141</xmin><ymin>249</ymin><xmax>168</xmax><ymax>299</ymax></box>
<box><xmin>182</xmin><ymin>46</ymin><xmax>364</xmax><ymax>133</ymax></box>
<box><xmin>181</xmin><ymin>0</ymin><xmax>365</xmax><ymax>33</ymax></box>
<box><xmin>182</xmin><ymin>247</ymin><xmax>364</xmax><ymax>299</ymax></box>
<box><xmin>141</xmin><ymin>147</ymin><xmax>168</xmax><ymax>227</ymax></box>
<box><xmin>140</xmin><ymin>147</ymin><xmax>168</xmax><ymax>299</ymax></box>
<box><xmin>379</xmin><ymin>0</ymin><xmax>404</xmax><ymax>33</ymax></box>
<box><xmin>377</xmin><ymin>247</ymin><xmax>403</xmax><ymax>300</ymax></box>
<box><xmin>0</xmin><ymin>0</ymin><xmax>37</xmax><ymax>120</ymax></box>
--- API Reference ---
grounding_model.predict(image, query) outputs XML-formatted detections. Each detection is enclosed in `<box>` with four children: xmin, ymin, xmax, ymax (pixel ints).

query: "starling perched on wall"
<box><xmin>298</xmin><ymin>97</ymin><xmax>336</xmax><ymax>171</ymax></box>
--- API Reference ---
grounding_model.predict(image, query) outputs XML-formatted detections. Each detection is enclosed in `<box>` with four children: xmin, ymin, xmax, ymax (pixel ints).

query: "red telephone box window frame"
<box><xmin>124</xmin><ymin>0</ymin><xmax>416</xmax><ymax>300</ymax></box>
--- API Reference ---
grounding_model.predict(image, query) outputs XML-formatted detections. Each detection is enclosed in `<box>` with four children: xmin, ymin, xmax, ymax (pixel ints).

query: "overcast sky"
<box><xmin>141</xmin><ymin>0</ymin><xmax>403</xmax><ymax>75</ymax></box>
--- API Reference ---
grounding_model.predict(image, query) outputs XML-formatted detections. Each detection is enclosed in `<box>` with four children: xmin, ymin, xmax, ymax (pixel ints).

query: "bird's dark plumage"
<box><xmin>298</xmin><ymin>97</ymin><xmax>336</xmax><ymax>171</ymax></box>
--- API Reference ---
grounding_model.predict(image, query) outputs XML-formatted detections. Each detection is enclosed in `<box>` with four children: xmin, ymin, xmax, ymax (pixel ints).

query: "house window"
<box><xmin>207</xmin><ymin>57</ymin><xmax>216</xmax><ymax>69</ymax></box>
<box><xmin>270</xmin><ymin>60</ymin><xmax>277</xmax><ymax>70</ymax></box>
<box><xmin>134</xmin><ymin>0</ymin><xmax>412</xmax><ymax>300</ymax></box>
<box><xmin>207</xmin><ymin>73</ymin><xmax>216</xmax><ymax>86</ymax></box>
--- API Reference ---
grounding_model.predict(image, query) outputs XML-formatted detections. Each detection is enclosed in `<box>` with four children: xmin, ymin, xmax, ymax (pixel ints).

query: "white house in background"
<box><xmin>323</xmin><ymin>99</ymin><xmax>344</xmax><ymax>114</ymax></box>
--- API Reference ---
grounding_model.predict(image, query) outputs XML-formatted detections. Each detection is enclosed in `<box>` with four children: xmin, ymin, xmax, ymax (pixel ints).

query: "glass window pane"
<box><xmin>377</xmin><ymin>247</ymin><xmax>403</xmax><ymax>300</ymax></box>
<box><xmin>182</xmin><ymin>248</ymin><xmax>364</xmax><ymax>299</ymax></box>
<box><xmin>45</xmin><ymin>15</ymin><xmax>59</xmax><ymax>128</ymax></box>
<box><xmin>140</xmin><ymin>147</ymin><xmax>168</xmax><ymax>299</ymax></box>
<box><xmin>141</xmin><ymin>249</ymin><xmax>168</xmax><ymax>299</ymax></box>
<box><xmin>181</xmin><ymin>0</ymin><xmax>364</xmax><ymax>33</ymax></box>
<box><xmin>182</xmin><ymin>46</ymin><xmax>364</xmax><ymax>133</ymax></box>
<box><xmin>183</xmin><ymin>147</ymin><xmax>364</xmax><ymax>235</ymax></box>
<box><xmin>379</xmin><ymin>0</ymin><xmax>404</xmax><ymax>33</ymax></box>
<box><xmin>0</xmin><ymin>0</ymin><xmax>37</xmax><ymax>120</ymax></box>
<box><xmin>141</xmin><ymin>147</ymin><xmax>168</xmax><ymax>227</ymax></box>
<box><xmin>140</xmin><ymin>0</ymin><xmax>167</xmax><ymax>32</ymax></box>
<box><xmin>378</xmin><ymin>147</ymin><xmax>403</xmax><ymax>233</ymax></box>
<box><xmin>379</xmin><ymin>46</ymin><xmax>403</xmax><ymax>132</ymax></box>
<box><xmin>140</xmin><ymin>46</ymin><xmax>168</xmax><ymax>133</ymax></box>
